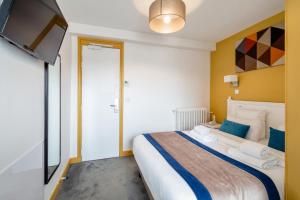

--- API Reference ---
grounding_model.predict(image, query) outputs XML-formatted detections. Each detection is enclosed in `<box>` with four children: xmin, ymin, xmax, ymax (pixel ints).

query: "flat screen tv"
<box><xmin>0</xmin><ymin>0</ymin><xmax>68</xmax><ymax>65</ymax></box>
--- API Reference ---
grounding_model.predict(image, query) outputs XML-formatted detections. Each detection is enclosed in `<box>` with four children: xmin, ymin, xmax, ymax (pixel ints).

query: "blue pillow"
<box><xmin>219</xmin><ymin>119</ymin><xmax>250</xmax><ymax>138</ymax></box>
<box><xmin>268</xmin><ymin>127</ymin><xmax>285</xmax><ymax>152</ymax></box>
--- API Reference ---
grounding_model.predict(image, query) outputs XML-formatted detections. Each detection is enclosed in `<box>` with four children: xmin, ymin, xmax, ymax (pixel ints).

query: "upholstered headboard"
<box><xmin>227</xmin><ymin>97</ymin><xmax>285</xmax><ymax>137</ymax></box>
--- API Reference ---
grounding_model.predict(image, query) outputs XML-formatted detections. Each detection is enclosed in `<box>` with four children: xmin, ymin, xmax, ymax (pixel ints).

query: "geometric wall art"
<box><xmin>235</xmin><ymin>21</ymin><xmax>285</xmax><ymax>72</ymax></box>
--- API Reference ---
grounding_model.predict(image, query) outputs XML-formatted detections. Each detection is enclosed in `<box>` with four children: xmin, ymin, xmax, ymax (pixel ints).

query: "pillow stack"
<box><xmin>218</xmin><ymin>106</ymin><xmax>286</xmax><ymax>155</ymax></box>
<box><xmin>226</xmin><ymin>109</ymin><xmax>267</xmax><ymax>142</ymax></box>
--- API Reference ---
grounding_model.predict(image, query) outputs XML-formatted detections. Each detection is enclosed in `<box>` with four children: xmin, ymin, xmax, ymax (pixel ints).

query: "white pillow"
<box><xmin>258</xmin><ymin>138</ymin><xmax>269</xmax><ymax>145</ymax></box>
<box><xmin>277</xmin><ymin>125</ymin><xmax>285</xmax><ymax>131</ymax></box>
<box><xmin>227</xmin><ymin>116</ymin><xmax>266</xmax><ymax>141</ymax></box>
<box><xmin>236</xmin><ymin>109</ymin><xmax>266</xmax><ymax>122</ymax></box>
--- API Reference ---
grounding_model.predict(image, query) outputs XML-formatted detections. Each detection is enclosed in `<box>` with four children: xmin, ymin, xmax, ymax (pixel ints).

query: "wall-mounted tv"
<box><xmin>0</xmin><ymin>0</ymin><xmax>68</xmax><ymax>65</ymax></box>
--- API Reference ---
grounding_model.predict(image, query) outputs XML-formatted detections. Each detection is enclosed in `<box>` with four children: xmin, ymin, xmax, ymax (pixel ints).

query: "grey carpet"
<box><xmin>56</xmin><ymin>157</ymin><xmax>149</xmax><ymax>200</ymax></box>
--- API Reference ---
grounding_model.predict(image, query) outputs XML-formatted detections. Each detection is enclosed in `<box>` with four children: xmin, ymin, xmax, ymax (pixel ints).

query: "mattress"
<box><xmin>133</xmin><ymin>130</ymin><xmax>284</xmax><ymax>200</ymax></box>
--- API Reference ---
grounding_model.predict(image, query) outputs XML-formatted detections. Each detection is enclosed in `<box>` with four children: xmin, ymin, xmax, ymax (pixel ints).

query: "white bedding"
<box><xmin>133</xmin><ymin>130</ymin><xmax>285</xmax><ymax>200</ymax></box>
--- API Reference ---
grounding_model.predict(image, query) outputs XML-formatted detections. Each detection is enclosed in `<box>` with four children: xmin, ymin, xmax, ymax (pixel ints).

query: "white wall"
<box><xmin>69</xmin><ymin>35</ymin><xmax>79</xmax><ymax>157</ymax></box>
<box><xmin>70</xmin><ymin>35</ymin><xmax>210</xmax><ymax>156</ymax></box>
<box><xmin>0</xmin><ymin>38</ymin><xmax>44</xmax><ymax>173</ymax></box>
<box><xmin>123</xmin><ymin>42</ymin><xmax>210</xmax><ymax>149</ymax></box>
<box><xmin>0</xmin><ymin>37</ymin><xmax>44</xmax><ymax>200</ymax></box>
<box><xmin>0</xmin><ymin>31</ymin><xmax>72</xmax><ymax>200</ymax></box>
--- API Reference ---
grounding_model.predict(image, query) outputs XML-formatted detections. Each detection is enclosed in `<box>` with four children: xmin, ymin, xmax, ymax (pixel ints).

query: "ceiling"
<box><xmin>57</xmin><ymin>0</ymin><xmax>284</xmax><ymax>42</ymax></box>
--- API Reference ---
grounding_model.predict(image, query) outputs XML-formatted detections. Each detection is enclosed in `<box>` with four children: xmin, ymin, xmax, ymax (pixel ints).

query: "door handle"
<box><xmin>111</xmin><ymin>98</ymin><xmax>119</xmax><ymax>113</ymax></box>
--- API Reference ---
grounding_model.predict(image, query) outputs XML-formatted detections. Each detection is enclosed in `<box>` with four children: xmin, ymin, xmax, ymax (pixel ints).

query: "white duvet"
<box><xmin>133</xmin><ymin>130</ymin><xmax>285</xmax><ymax>200</ymax></box>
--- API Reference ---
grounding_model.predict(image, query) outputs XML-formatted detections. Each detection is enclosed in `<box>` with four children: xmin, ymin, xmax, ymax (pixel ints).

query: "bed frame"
<box><xmin>138</xmin><ymin>168</ymin><xmax>154</xmax><ymax>200</ymax></box>
<box><xmin>137</xmin><ymin>97</ymin><xmax>285</xmax><ymax>199</ymax></box>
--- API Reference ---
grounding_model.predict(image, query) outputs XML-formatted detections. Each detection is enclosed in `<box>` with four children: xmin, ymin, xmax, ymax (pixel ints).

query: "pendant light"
<box><xmin>149</xmin><ymin>0</ymin><xmax>186</xmax><ymax>33</ymax></box>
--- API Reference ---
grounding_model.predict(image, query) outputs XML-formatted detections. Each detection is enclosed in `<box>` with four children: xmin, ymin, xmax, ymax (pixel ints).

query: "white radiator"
<box><xmin>174</xmin><ymin>108</ymin><xmax>209</xmax><ymax>131</ymax></box>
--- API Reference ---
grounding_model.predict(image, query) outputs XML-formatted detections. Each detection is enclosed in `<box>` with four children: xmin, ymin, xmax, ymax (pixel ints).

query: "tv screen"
<box><xmin>0</xmin><ymin>0</ymin><xmax>68</xmax><ymax>65</ymax></box>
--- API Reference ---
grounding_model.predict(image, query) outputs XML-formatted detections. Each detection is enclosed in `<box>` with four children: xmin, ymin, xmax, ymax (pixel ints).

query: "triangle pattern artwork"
<box><xmin>235</xmin><ymin>21</ymin><xmax>285</xmax><ymax>72</ymax></box>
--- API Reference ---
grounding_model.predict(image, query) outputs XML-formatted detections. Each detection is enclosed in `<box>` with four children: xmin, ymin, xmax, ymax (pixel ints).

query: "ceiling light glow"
<box><xmin>163</xmin><ymin>15</ymin><xmax>172</xmax><ymax>24</ymax></box>
<box><xmin>133</xmin><ymin>0</ymin><xmax>204</xmax><ymax>16</ymax></box>
<box><xmin>149</xmin><ymin>0</ymin><xmax>186</xmax><ymax>33</ymax></box>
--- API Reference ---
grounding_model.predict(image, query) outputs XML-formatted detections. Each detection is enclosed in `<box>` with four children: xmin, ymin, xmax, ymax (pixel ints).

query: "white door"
<box><xmin>82</xmin><ymin>45</ymin><xmax>120</xmax><ymax>161</ymax></box>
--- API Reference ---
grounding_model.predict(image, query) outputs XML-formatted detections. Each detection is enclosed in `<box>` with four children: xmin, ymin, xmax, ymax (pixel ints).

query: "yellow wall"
<box><xmin>211</xmin><ymin>12</ymin><xmax>285</xmax><ymax>122</ymax></box>
<box><xmin>286</xmin><ymin>1</ymin><xmax>300</xmax><ymax>199</ymax></box>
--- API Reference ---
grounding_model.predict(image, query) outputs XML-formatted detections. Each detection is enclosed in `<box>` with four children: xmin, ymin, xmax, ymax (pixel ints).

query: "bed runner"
<box><xmin>143</xmin><ymin>131</ymin><xmax>280</xmax><ymax>200</ymax></box>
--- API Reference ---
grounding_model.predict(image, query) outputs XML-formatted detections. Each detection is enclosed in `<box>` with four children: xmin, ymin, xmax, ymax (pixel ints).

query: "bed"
<box><xmin>133</xmin><ymin>98</ymin><xmax>285</xmax><ymax>200</ymax></box>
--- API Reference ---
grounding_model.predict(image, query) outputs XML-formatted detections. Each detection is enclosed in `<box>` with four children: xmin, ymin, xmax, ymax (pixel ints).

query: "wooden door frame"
<box><xmin>76</xmin><ymin>37</ymin><xmax>129</xmax><ymax>163</ymax></box>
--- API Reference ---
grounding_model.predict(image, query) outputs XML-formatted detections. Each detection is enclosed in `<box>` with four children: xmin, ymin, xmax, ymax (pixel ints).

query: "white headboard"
<box><xmin>227</xmin><ymin>97</ymin><xmax>285</xmax><ymax>137</ymax></box>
